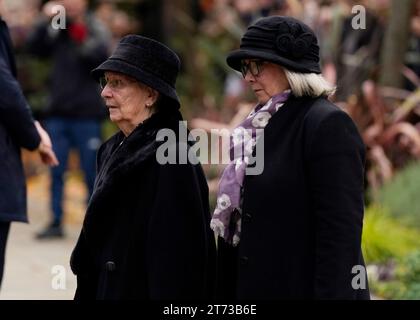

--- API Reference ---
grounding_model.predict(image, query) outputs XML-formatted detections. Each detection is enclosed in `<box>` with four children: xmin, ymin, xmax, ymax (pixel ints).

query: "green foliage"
<box><xmin>397</xmin><ymin>250</ymin><xmax>420</xmax><ymax>293</ymax></box>
<box><xmin>371</xmin><ymin>250</ymin><xmax>420</xmax><ymax>300</ymax></box>
<box><xmin>173</xmin><ymin>33</ymin><xmax>231</xmax><ymax>116</ymax></box>
<box><xmin>170</xmin><ymin>10</ymin><xmax>241</xmax><ymax>116</ymax></box>
<box><xmin>400</xmin><ymin>283</ymin><xmax>420</xmax><ymax>300</ymax></box>
<box><xmin>101</xmin><ymin>120</ymin><xmax>118</xmax><ymax>141</ymax></box>
<box><xmin>371</xmin><ymin>280</ymin><xmax>402</xmax><ymax>300</ymax></box>
<box><xmin>362</xmin><ymin>205</ymin><xmax>420</xmax><ymax>264</ymax></box>
<box><xmin>363</xmin><ymin>205</ymin><xmax>420</xmax><ymax>299</ymax></box>
<box><xmin>374</xmin><ymin>160</ymin><xmax>420</xmax><ymax>228</ymax></box>
<box><xmin>18</xmin><ymin>56</ymin><xmax>52</xmax><ymax>115</ymax></box>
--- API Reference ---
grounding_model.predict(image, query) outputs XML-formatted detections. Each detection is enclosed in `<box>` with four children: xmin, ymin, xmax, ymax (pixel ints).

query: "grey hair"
<box><xmin>283</xmin><ymin>68</ymin><xmax>336</xmax><ymax>98</ymax></box>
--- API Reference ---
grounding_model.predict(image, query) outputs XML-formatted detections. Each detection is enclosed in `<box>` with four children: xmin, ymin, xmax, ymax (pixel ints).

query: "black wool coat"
<box><xmin>0</xmin><ymin>18</ymin><xmax>40</xmax><ymax>223</ymax></box>
<box><xmin>217</xmin><ymin>95</ymin><xmax>370</xmax><ymax>300</ymax></box>
<box><xmin>70</xmin><ymin>109</ymin><xmax>216</xmax><ymax>300</ymax></box>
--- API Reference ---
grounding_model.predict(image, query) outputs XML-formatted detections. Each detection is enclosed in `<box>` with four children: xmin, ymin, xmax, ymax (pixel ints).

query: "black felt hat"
<box><xmin>92</xmin><ymin>35</ymin><xmax>181</xmax><ymax>108</ymax></box>
<box><xmin>227</xmin><ymin>16</ymin><xmax>321</xmax><ymax>74</ymax></box>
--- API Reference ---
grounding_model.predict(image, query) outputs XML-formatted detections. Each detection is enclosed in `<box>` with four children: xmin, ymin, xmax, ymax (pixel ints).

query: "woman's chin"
<box><xmin>108</xmin><ymin>109</ymin><xmax>121</xmax><ymax>121</ymax></box>
<box><xmin>108</xmin><ymin>114</ymin><xmax>121</xmax><ymax>123</ymax></box>
<box><xmin>254</xmin><ymin>92</ymin><xmax>270</xmax><ymax>105</ymax></box>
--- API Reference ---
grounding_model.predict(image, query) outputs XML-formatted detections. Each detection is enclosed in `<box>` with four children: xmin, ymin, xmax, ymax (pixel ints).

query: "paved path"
<box><xmin>0</xmin><ymin>171</ymin><xmax>87</xmax><ymax>300</ymax></box>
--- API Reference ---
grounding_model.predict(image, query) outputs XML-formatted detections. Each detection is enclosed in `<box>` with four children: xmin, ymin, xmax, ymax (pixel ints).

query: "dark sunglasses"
<box><xmin>240</xmin><ymin>60</ymin><xmax>265</xmax><ymax>78</ymax></box>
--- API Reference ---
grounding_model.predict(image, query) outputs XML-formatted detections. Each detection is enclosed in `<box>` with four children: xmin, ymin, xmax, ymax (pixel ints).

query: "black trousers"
<box><xmin>0</xmin><ymin>221</ymin><xmax>11</xmax><ymax>289</ymax></box>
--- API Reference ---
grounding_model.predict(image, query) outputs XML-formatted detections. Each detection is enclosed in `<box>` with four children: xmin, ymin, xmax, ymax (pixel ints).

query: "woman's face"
<box><xmin>242</xmin><ymin>59</ymin><xmax>290</xmax><ymax>105</ymax></box>
<box><xmin>101</xmin><ymin>71</ymin><xmax>157</xmax><ymax>135</ymax></box>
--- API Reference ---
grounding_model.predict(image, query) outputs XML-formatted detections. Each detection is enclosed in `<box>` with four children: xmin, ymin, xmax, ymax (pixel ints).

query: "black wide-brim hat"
<box><xmin>227</xmin><ymin>16</ymin><xmax>321</xmax><ymax>74</ymax></box>
<box><xmin>92</xmin><ymin>35</ymin><xmax>181</xmax><ymax>108</ymax></box>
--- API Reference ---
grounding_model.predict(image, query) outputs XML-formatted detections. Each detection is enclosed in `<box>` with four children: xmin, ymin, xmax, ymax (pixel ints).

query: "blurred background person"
<box><xmin>94</xmin><ymin>1</ymin><xmax>137</xmax><ymax>51</ymax></box>
<box><xmin>26</xmin><ymin>0</ymin><xmax>111</xmax><ymax>239</ymax></box>
<box><xmin>330</xmin><ymin>0</ymin><xmax>385</xmax><ymax>101</ymax></box>
<box><xmin>0</xmin><ymin>0</ymin><xmax>58</xmax><ymax>289</ymax></box>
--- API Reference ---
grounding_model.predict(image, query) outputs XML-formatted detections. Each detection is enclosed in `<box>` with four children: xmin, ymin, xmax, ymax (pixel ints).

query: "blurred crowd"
<box><xmin>1</xmin><ymin>0</ymin><xmax>419</xmax><ymax>116</ymax></box>
<box><xmin>2</xmin><ymin>0</ymin><xmax>137</xmax><ymax>49</ymax></box>
<box><xmin>187</xmin><ymin>0</ymin><xmax>420</xmax><ymax>196</ymax></box>
<box><xmin>194</xmin><ymin>0</ymin><xmax>419</xmax><ymax>121</ymax></box>
<box><xmin>0</xmin><ymin>0</ymin><xmax>140</xmax><ymax>122</ymax></box>
<box><xmin>0</xmin><ymin>0</ymin><xmax>419</xmax><ymax>203</ymax></box>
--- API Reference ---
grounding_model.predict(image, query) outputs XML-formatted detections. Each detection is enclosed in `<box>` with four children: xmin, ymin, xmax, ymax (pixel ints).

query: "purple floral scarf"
<box><xmin>210</xmin><ymin>90</ymin><xmax>291</xmax><ymax>246</ymax></box>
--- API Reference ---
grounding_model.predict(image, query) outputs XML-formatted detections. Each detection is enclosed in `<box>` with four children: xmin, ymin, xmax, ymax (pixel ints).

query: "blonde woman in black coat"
<box><xmin>211</xmin><ymin>16</ymin><xmax>370</xmax><ymax>299</ymax></box>
<box><xmin>70</xmin><ymin>35</ymin><xmax>216</xmax><ymax>300</ymax></box>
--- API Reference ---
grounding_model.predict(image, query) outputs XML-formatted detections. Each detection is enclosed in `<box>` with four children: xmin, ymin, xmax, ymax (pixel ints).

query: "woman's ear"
<box><xmin>147</xmin><ymin>88</ymin><xmax>159</xmax><ymax>106</ymax></box>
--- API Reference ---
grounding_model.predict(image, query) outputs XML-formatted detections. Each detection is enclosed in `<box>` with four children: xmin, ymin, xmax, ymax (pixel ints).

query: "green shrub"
<box><xmin>371</xmin><ymin>280</ymin><xmax>402</xmax><ymax>300</ymax></box>
<box><xmin>371</xmin><ymin>250</ymin><xmax>420</xmax><ymax>300</ymax></box>
<box><xmin>374</xmin><ymin>160</ymin><xmax>420</xmax><ymax>228</ymax></box>
<box><xmin>399</xmin><ymin>282</ymin><xmax>420</xmax><ymax>300</ymax></box>
<box><xmin>396</xmin><ymin>250</ymin><xmax>420</xmax><ymax>297</ymax></box>
<box><xmin>362</xmin><ymin>205</ymin><xmax>420</xmax><ymax>264</ymax></box>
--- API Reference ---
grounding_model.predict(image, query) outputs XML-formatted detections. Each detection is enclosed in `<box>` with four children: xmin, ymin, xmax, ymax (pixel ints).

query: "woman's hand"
<box><xmin>34</xmin><ymin>121</ymin><xmax>59</xmax><ymax>166</ymax></box>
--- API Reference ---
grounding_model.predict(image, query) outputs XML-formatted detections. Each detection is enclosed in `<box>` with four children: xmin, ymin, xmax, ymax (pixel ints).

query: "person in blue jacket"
<box><xmin>0</xmin><ymin>3</ymin><xmax>58</xmax><ymax>289</ymax></box>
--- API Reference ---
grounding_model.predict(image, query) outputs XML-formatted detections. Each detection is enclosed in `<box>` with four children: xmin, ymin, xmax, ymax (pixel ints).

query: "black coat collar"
<box><xmin>82</xmin><ymin>109</ymin><xmax>184</xmax><ymax>237</ymax></box>
<box><xmin>95</xmin><ymin>109</ymin><xmax>183</xmax><ymax>189</ymax></box>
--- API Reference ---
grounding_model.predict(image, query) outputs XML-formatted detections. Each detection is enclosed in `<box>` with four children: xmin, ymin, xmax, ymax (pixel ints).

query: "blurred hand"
<box><xmin>34</xmin><ymin>121</ymin><xmax>59</xmax><ymax>166</ymax></box>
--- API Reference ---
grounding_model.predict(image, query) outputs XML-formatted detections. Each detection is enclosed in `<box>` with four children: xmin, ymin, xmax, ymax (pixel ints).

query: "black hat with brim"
<box><xmin>92</xmin><ymin>35</ymin><xmax>181</xmax><ymax>108</ymax></box>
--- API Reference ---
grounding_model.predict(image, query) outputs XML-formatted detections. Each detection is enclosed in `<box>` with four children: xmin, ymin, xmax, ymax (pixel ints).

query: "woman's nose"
<box><xmin>101</xmin><ymin>86</ymin><xmax>112</xmax><ymax>99</ymax></box>
<box><xmin>244</xmin><ymin>71</ymin><xmax>255</xmax><ymax>82</ymax></box>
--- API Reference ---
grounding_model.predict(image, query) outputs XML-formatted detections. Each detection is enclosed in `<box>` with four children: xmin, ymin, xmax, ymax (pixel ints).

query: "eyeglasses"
<box><xmin>240</xmin><ymin>60</ymin><xmax>265</xmax><ymax>78</ymax></box>
<box><xmin>99</xmin><ymin>76</ymin><xmax>137</xmax><ymax>90</ymax></box>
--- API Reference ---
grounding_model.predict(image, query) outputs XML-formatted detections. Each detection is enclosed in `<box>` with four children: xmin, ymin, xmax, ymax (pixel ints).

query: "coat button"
<box><xmin>105</xmin><ymin>261</ymin><xmax>116</xmax><ymax>272</ymax></box>
<box><xmin>240</xmin><ymin>256</ymin><xmax>249</xmax><ymax>265</ymax></box>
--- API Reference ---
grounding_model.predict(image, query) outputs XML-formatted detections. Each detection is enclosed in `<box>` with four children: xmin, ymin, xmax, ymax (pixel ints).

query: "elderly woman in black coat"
<box><xmin>211</xmin><ymin>16</ymin><xmax>370</xmax><ymax>299</ymax></box>
<box><xmin>70</xmin><ymin>35</ymin><xmax>216</xmax><ymax>300</ymax></box>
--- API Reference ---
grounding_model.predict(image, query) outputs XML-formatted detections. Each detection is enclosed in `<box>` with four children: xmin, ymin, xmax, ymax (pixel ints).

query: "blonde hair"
<box><xmin>283</xmin><ymin>69</ymin><xmax>336</xmax><ymax>98</ymax></box>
